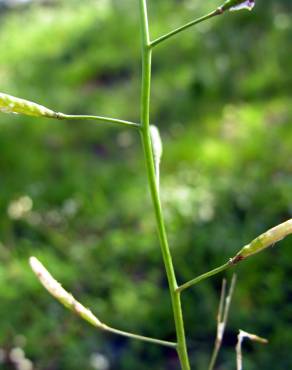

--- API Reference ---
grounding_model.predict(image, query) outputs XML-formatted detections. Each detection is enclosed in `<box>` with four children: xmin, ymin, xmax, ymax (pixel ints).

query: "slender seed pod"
<box><xmin>230</xmin><ymin>219</ymin><xmax>292</xmax><ymax>264</ymax></box>
<box><xmin>29</xmin><ymin>257</ymin><xmax>103</xmax><ymax>328</ymax></box>
<box><xmin>0</xmin><ymin>92</ymin><xmax>57</xmax><ymax>118</ymax></box>
<box><xmin>29</xmin><ymin>257</ymin><xmax>177</xmax><ymax>348</ymax></box>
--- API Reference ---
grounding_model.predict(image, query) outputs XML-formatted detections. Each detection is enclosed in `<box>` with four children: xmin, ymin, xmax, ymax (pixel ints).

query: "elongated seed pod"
<box><xmin>0</xmin><ymin>92</ymin><xmax>57</xmax><ymax>118</ymax></box>
<box><xmin>29</xmin><ymin>257</ymin><xmax>103</xmax><ymax>328</ymax></box>
<box><xmin>231</xmin><ymin>219</ymin><xmax>292</xmax><ymax>264</ymax></box>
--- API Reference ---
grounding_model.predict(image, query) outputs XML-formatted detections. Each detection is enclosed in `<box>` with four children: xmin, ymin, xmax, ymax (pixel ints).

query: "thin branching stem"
<box><xmin>208</xmin><ymin>279</ymin><xmax>226</xmax><ymax>370</ymax></box>
<box><xmin>208</xmin><ymin>275</ymin><xmax>237</xmax><ymax>370</ymax></box>
<box><xmin>103</xmin><ymin>326</ymin><xmax>176</xmax><ymax>348</ymax></box>
<box><xmin>56</xmin><ymin>113</ymin><xmax>140</xmax><ymax>129</ymax></box>
<box><xmin>177</xmin><ymin>262</ymin><xmax>231</xmax><ymax>293</ymax></box>
<box><xmin>222</xmin><ymin>275</ymin><xmax>236</xmax><ymax>323</ymax></box>
<box><xmin>150</xmin><ymin>9</ymin><xmax>222</xmax><ymax>48</ymax></box>
<box><xmin>218</xmin><ymin>280</ymin><xmax>227</xmax><ymax>324</ymax></box>
<box><xmin>105</xmin><ymin>326</ymin><xmax>177</xmax><ymax>348</ymax></box>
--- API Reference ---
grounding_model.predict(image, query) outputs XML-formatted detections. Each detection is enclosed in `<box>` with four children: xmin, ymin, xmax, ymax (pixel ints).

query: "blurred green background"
<box><xmin>0</xmin><ymin>0</ymin><xmax>291</xmax><ymax>369</ymax></box>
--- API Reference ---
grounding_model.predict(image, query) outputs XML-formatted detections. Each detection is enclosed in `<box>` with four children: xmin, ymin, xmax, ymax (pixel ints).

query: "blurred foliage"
<box><xmin>0</xmin><ymin>0</ymin><xmax>291</xmax><ymax>369</ymax></box>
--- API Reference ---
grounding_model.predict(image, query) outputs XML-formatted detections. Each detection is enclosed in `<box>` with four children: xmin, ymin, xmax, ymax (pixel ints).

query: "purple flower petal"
<box><xmin>230</xmin><ymin>0</ymin><xmax>255</xmax><ymax>11</ymax></box>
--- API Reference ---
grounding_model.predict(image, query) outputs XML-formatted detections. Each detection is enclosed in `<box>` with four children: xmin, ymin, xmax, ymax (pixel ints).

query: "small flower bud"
<box><xmin>150</xmin><ymin>125</ymin><xmax>163</xmax><ymax>187</ymax></box>
<box><xmin>221</xmin><ymin>0</ymin><xmax>255</xmax><ymax>12</ymax></box>
<box><xmin>0</xmin><ymin>92</ymin><xmax>57</xmax><ymax>118</ymax></box>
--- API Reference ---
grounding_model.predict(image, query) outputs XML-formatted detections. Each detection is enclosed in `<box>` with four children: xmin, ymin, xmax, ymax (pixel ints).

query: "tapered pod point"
<box><xmin>0</xmin><ymin>92</ymin><xmax>57</xmax><ymax>118</ymax></box>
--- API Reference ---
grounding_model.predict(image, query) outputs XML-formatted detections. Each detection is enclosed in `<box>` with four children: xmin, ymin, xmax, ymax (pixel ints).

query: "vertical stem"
<box><xmin>138</xmin><ymin>1</ymin><xmax>190</xmax><ymax>370</ymax></box>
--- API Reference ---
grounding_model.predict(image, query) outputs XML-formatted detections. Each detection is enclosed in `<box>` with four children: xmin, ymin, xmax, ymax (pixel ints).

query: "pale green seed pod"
<box><xmin>0</xmin><ymin>92</ymin><xmax>57</xmax><ymax>118</ymax></box>
<box><xmin>29</xmin><ymin>257</ymin><xmax>103</xmax><ymax>328</ymax></box>
<box><xmin>231</xmin><ymin>219</ymin><xmax>292</xmax><ymax>264</ymax></box>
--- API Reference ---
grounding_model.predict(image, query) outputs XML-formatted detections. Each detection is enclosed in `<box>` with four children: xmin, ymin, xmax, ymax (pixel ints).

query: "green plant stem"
<box><xmin>56</xmin><ymin>112</ymin><xmax>140</xmax><ymax>129</ymax></box>
<box><xmin>150</xmin><ymin>9</ymin><xmax>222</xmax><ymax>48</ymax></box>
<box><xmin>139</xmin><ymin>1</ymin><xmax>190</xmax><ymax>370</ymax></box>
<box><xmin>104</xmin><ymin>325</ymin><xmax>177</xmax><ymax>348</ymax></box>
<box><xmin>177</xmin><ymin>262</ymin><xmax>231</xmax><ymax>293</ymax></box>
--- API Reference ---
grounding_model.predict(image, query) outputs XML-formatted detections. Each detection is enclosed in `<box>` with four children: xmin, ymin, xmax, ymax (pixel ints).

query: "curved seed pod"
<box><xmin>29</xmin><ymin>257</ymin><xmax>103</xmax><ymax>328</ymax></box>
<box><xmin>231</xmin><ymin>219</ymin><xmax>292</xmax><ymax>264</ymax></box>
<box><xmin>0</xmin><ymin>92</ymin><xmax>57</xmax><ymax>118</ymax></box>
<box><xmin>29</xmin><ymin>257</ymin><xmax>177</xmax><ymax>348</ymax></box>
<box><xmin>220</xmin><ymin>0</ymin><xmax>255</xmax><ymax>12</ymax></box>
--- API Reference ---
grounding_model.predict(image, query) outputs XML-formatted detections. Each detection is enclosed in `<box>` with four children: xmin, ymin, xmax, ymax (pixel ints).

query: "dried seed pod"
<box><xmin>231</xmin><ymin>219</ymin><xmax>292</xmax><ymax>264</ymax></box>
<box><xmin>236</xmin><ymin>330</ymin><xmax>268</xmax><ymax>370</ymax></box>
<box><xmin>0</xmin><ymin>92</ymin><xmax>57</xmax><ymax>118</ymax></box>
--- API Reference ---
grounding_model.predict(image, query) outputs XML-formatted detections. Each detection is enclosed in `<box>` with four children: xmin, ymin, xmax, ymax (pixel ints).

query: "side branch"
<box><xmin>150</xmin><ymin>0</ymin><xmax>256</xmax><ymax>48</ymax></box>
<box><xmin>0</xmin><ymin>92</ymin><xmax>140</xmax><ymax>129</ymax></box>
<box><xmin>56</xmin><ymin>113</ymin><xmax>140</xmax><ymax>129</ymax></box>
<box><xmin>177</xmin><ymin>219</ymin><xmax>292</xmax><ymax>293</ymax></box>
<box><xmin>177</xmin><ymin>262</ymin><xmax>231</xmax><ymax>293</ymax></box>
<box><xmin>150</xmin><ymin>9</ymin><xmax>221</xmax><ymax>48</ymax></box>
<box><xmin>29</xmin><ymin>257</ymin><xmax>177</xmax><ymax>349</ymax></box>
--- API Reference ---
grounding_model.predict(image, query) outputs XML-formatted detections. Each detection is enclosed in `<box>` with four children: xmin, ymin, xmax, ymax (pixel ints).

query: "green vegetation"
<box><xmin>0</xmin><ymin>1</ymin><xmax>291</xmax><ymax>369</ymax></box>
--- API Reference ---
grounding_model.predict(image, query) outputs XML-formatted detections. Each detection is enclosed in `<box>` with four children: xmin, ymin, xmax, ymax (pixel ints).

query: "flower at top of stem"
<box><xmin>221</xmin><ymin>0</ymin><xmax>255</xmax><ymax>12</ymax></box>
